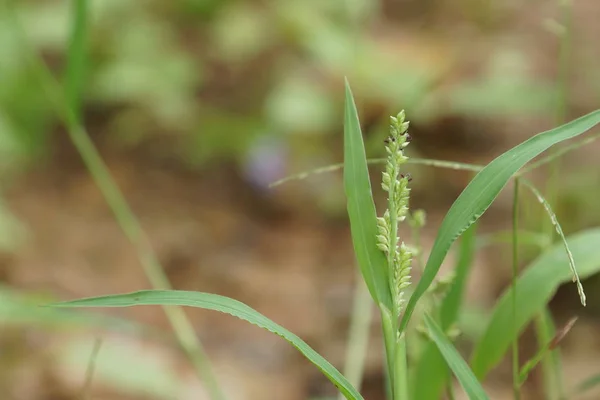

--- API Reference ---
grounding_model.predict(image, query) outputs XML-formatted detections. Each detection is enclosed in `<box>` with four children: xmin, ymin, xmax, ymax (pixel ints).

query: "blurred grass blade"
<box><xmin>423</xmin><ymin>314</ymin><xmax>490</xmax><ymax>400</ymax></box>
<box><xmin>519</xmin><ymin>316</ymin><xmax>577</xmax><ymax>385</ymax></box>
<box><xmin>343</xmin><ymin>79</ymin><xmax>392</xmax><ymax>311</ymax></box>
<box><xmin>535</xmin><ymin>309</ymin><xmax>565</xmax><ymax>400</ymax></box>
<box><xmin>413</xmin><ymin>224</ymin><xmax>477</xmax><ymax>400</ymax></box>
<box><xmin>65</xmin><ymin>0</ymin><xmax>88</xmax><ymax>118</ymax></box>
<box><xmin>574</xmin><ymin>373</ymin><xmax>600</xmax><ymax>396</ymax></box>
<box><xmin>400</xmin><ymin>110</ymin><xmax>600</xmax><ymax>333</ymax></box>
<box><xmin>470</xmin><ymin>228</ymin><xmax>600</xmax><ymax>379</ymax></box>
<box><xmin>48</xmin><ymin>290</ymin><xmax>364</xmax><ymax>400</ymax></box>
<box><xmin>0</xmin><ymin>284</ymin><xmax>154</xmax><ymax>336</ymax></box>
<box><xmin>81</xmin><ymin>338</ymin><xmax>102</xmax><ymax>400</ymax></box>
<box><xmin>476</xmin><ymin>230</ymin><xmax>550</xmax><ymax>250</ymax></box>
<box><xmin>338</xmin><ymin>271</ymin><xmax>373</xmax><ymax>400</ymax></box>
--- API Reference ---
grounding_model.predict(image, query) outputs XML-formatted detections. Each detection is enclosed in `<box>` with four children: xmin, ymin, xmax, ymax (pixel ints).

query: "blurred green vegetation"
<box><xmin>0</xmin><ymin>0</ymin><xmax>561</xmax><ymax>174</ymax></box>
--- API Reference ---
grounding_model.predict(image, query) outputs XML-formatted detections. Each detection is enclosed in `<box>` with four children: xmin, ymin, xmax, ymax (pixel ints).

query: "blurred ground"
<box><xmin>1</xmin><ymin>1</ymin><xmax>600</xmax><ymax>399</ymax></box>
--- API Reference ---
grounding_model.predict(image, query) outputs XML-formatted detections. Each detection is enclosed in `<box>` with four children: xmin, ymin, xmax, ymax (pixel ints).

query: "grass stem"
<box><xmin>81</xmin><ymin>338</ymin><xmax>102</xmax><ymax>400</ymax></box>
<box><xmin>338</xmin><ymin>271</ymin><xmax>373</xmax><ymax>400</ymax></box>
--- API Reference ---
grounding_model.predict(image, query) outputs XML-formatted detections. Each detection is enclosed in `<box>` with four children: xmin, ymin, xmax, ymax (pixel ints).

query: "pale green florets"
<box><xmin>377</xmin><ymin>110</ymin><xmax>414</xmax><ymax>315</ymax></box>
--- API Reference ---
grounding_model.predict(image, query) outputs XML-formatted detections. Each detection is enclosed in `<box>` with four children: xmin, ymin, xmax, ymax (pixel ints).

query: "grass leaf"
<box><xmin>470</xmin><ymin>228</ymin><xmax>600</xmax><ymax>379</ymax></box>
<box><xmin>424</xmin><ymin>314</ymin><xmax>490</xmax><ymax>400</ymax></box>
<box><xmin>48</xmin><ymin>290</ymin><xmax>364</xmax><ymax>400</ymax></box>
<box><xmin>343</xmin><ymin>79</ymin><xmax>392</xmax><ymax>311</ymax></box>
<box><xmin>400</xmin><ymin>110</ymin><xmax>600</xmax><ymax>333</ymax></box>
<box><xmin>413</xmin><ymin>224</ymin><xmax>478</xmax><ymax>400</ymax></box>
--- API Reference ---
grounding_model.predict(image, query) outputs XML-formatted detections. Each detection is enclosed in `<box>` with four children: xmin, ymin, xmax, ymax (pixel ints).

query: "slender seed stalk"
<box><xmin>538</xmin><ymin>1</ymin><xmax>572</xmax><ymax>398</ymax></box>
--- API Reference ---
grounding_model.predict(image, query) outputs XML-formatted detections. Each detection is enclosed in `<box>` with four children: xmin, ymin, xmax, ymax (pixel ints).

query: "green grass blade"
<box><xmin>413</xmin><ymin>224</ymin><xmax>477</xmax><ymax>400</ymax></box>
<box><xmin>470</xmin><ymin>228</ymin><xmax>600</xmax><ymax>379</ymax></box>
<box><xmin>65</xmin><ymin>0</ymin><xmax>88</xmax><ymax>118</ymax></box>
<box><xmin>343</xmin><ymin>79</ymin><xmax>392</xmax><ymax>311</ymax></box>
<box><xmin>48</xmin><ymin>290</ymin><xmax>364</xmax><ymax>400</ymax></box>
<box><xmin>399</xmin><ymin>110</ymin><xmax>600</xmax><ymax>333</ymax></box>
<box><xmin>423</xmin><ymin>314</ymin><xmax>490</xmax><ymax>400</ymax></box>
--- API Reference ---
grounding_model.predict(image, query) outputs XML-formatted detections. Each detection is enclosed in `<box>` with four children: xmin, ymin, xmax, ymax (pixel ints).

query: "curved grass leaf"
<box><xmin>413</xmin><ymin>224</ymin><xmax>478</xmax><ymax>400</ymax></box>
<box><xmin>343</xmin><ymin>79</ymin><xmax>392</xmax><ymax>311</ymax></box>
<box><xmin>47</xmin><ymin>290</ymin><xmax>364</xmax><ymax>400</ymax></box>
<box><xmin>423</xmin><ymin>314</ymin><xmax>490</xmax><ymax>400</ymax></box>
<box><xmin>470</xmin><ymin>228</ymin><xmax>600</xmax><ymax>379</ymax></box>
<box><xmin>400</xmin><ymin>110</ymin><xmax>600</xmax><ymax>333</ymax></box>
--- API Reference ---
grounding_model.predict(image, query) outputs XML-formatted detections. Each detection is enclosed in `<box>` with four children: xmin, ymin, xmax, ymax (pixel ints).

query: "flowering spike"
<box><xmin>376</xmin><ymin>110</ymin><xmax>415</xmax><ymax>318</ymax></box>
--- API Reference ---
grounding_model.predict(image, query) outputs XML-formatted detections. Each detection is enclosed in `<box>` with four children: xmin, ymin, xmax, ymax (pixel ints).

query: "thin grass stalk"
<box><xmin>65</xmin><ymin>0</ymin><xmax>87</xmax><ymax>116</ymax></box>
<box><xmin>535</xmin><ymin>310</ymin><xmax>563</xmax><ymax>400</ymax></box>
<box><xmin>338</xmin><ymin>271</ymin><xmax>374</xmax><ymax>400</ymax></box>
<box><xmin>6</xmin><ymin>4</ymin><xmax>226</xmax><ymax>399</ymax></box>
<box><xmin>271</xmin><ymin>133</ymin><xmax>600</xmax><ymax>189</ymax></box>
<box><xmin>81</xmin><ymin>338</ymin><xmax>102</xmax><ymax>400</ymax></box>
<box><xmin>512</xmin><ymin>178</ymin><xmax>521</xmax><ymax>400</ymax></box>
<box><xmin>538</xmin><ymin>2</ymin><xmax>573</xmax><ymax>396</ymax></box>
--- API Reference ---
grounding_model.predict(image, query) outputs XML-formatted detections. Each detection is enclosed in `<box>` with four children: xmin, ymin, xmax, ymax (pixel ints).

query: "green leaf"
<box><xmin>47</xmin><ymin>290</ymin><xmax>364</xmax><ymax>400</ymax></box>
<box><xmin>343</xmin><ymin>79</ymin><xmax>392</xmax><ymax>311</ymax></box>
<box><xmin>413</xmin><ymin>224</ymin><xmax>477</xmax><ymax>400</ymax></box>
<box><xmin>423</xmin><ymin>314</ymin><xmax>490</xmax><ymax>400</ymax></box>
<box><xmin>470</xmin><ymin>228</ymin><xmax>600</xmax><ymax>379</ymax></box>
<box><xmin>400</xmin><ymin>110</ymin><xmax>600</xmax><ymax>333</ymax></box>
